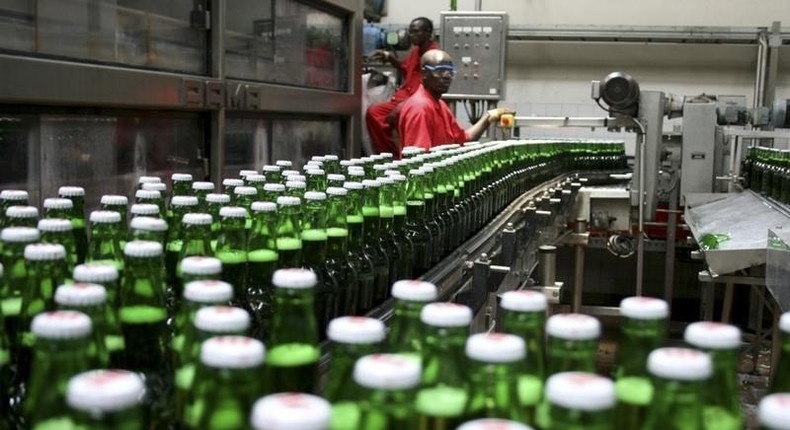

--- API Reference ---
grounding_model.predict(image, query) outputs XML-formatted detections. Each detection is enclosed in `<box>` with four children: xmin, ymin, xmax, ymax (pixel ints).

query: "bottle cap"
<box><xmin>325</xmin><ymin>187</ymin><xmax>347</xmax><ymax>196</ymax></box>
<box><xmin>282</xmin><ymin>170</ymin><xmax>300</xmax><ymax>177</ymax></box>
<box><xmin>390</xmin><ymin>174</ymin><xmax>407</xmax><ymax>182</ymax></box>
<box><xmin>303</xmin><ymin>191</ymin><xmax>327</xmax><ymax>201</ymax></box>
<box><xmin>250</xmin><ymin>393</ymin><xmax>331</xmax><ymax>430</ymax></box>
<box><xmin>194</xmin><ymin>306</ymin><xmax>250</xmax><ymax>333</ymax></box>
<box><xmin>235</xmin><ymin>186</ymin><xmax>258</xmax><ymax>196</ymax></box>
<box><xmin>456</xmin><ymin>419</ymin><xmax>534</xmax><ymax>430</ymax></box>
<box><xmin>6</xmin><ymin>205</ymin><xmax>38</xmax><ymax>219</ymax></box>
<box><xmin>306</xmin><ymin>169</ymin><xmax>325</xmax><ymax>176</ymax></box>
<box><xmin>342</xmin><ymin>181</ymin><xmax>363</xmax><ymax>190</ymax></box>
<box><xmin>206</xmin><ymin>193</ymin><xmax>231</xmax><ymax>204</ymax></box>
<box><xmin>247</xmin><ymin>174</ymin><xmax>268</xmax><ymax>183</ymax></box>
<box><xmin>408</xmin><ymin>169</ymin><xmax>426</xmax><ymax>176</ymax></box>
<box><xmin>0</xmin><ymin>190</ymin><xmax>28</xmax><ymax>201</ymax></box>
<box><xmin>251</xmin><ymin>202</ymin><xmax>277</xmax><ymax>213</ymax></box>
<box><xmin>372</xmin><ymin>164</ymin><xmax>388</xmax><ymax>172</ymax></box>
<box><xmin>465</xmin><ymin>333</ymin><xmax>526</xmax><ymax>363</ymax></box>
<box><xmin>172</xmin><ymin>173</ymin><xmax>193</xmax><ymax>181</ymax></box>
<box><xmin>55</xmin><ymin>283</ymin><xmax>107</xmax><ymax>306</ymax></box>
<box><xmin>272</xmin><ymin>268</ymin><xmax>317</xmax><ymax>289</ymax></box>
<box><xmin>130</xmin><ymin>204</ymin><xmax>160</xmax><ymax>216</ymax></box>
<box><xmin>684</xmin><ymin>321</ymin><xmax>741</xmax><ymax>350</ymax></box>
<box><xmin>327</xmin><ymin>316</ymin><xmax>386</xmax><ymax>344</ymax></box>
<box><xmin>44</xmin><ymin>198</ymin><xmax>74</xmax><ymax>210</ymax></box>
<box><xmin>129</xmin><ymin>217</ymin><xmax>167</xmax><ymax>232</ymax></box>
<box><xmin>100</xmin><ymin>195</ymin><xmax>128</xmax><ymax>206</ymax></box>
<box><xmin>324</xmin><ymin>155</ymin><xmax>339</xmax><ymax>161</ymax></box>
<box><xmin>347</xmin><ymin>170</ymin><xmax>365</xmax><ymax>178</ymax></box>
<box><xmin>67</xmin><ymin>369</ymin><xmax>145</xmax><ymax>413</ymax></box>
<box><xmin>135</xmin><ymin>190</ymin><xmax>161</xmax><ymax>200</ymax></box>
<box><xmin>31</xmin><ymin>310</ymin><xmax>92</xmax><ymax>339</ymax></box>
<box><xmin>291</xmin><ymin>175</ymin><xmax>308</xmax><ymax>183</ymax></box>
<box><xmin>545</xmin><ymin>371</ymin><xmax>615</xmax><ymax>411</ymax></box>
<box><xmin>276</xmin><ymin>196</ymin><xmax>301</xmax><ymax>207</ymax></box>
<box><xmin>181</xmin><ymin>256</ymin><xmax>222</xmax><ymax>276</ymax></box>
<box><xmin>142</xmin><ymin>182</ymin><xmax>167</xmax><ymax>192</ymax></box>
<box><xmin>361</xmin><ymin>179</ymin><xmax>381</xmax><ymax>188</ymax></box>
<box><xmin>73</xmin><ymin>263</ymin><xmax>119</xmax><ymax>283</ymax></box>
<box><xmin>200</xmin><ymin>336</ymin><xmax>265</xmax><ymax>369</ymax></box>
<box><xmin>262</xmin><ymin>165</ymin><xmax>281</xmax><ymax>173</ymax></box>
<box><xmin>239</xmin><ymin>170</ymin><xmax>258</xmax><ymax>177</ymax></box>
<box><xmin>192</xmin><ymin>181</ymin><xmax>215</xmax><ymax>191</ymax></box>
<box><xmin>182</xmin><ymin>213</ymin><xmax>212</xmax><ymax>226</ymax></box>
<box><xmin>647</xmin><ymin>347</ymin><xmax>712</xmax><ymax>381</ymax></box>
<box><xmin>758</xmin><ymin>393</ymin><xmax>790</xmax><ymax>430</ymax></box>
<box><xmin>58</xmin><ymin>186</ymin><xmax>85</xmax><ymax>197</ymax></box>
<box><xmin>546</xmin><ymin>313</ymin><xmax>601</xmax><ymax>340</ymax></box>
<box><xmin>781</xmin><ymin>312</ymin><xmax>790</xmax><ymax>334</ymax></box>
<box><xmin>171</xmin><ymin>196</ymin><xmax>199</xmax><ymax>207</ymax></box>
<box><xmin>391</xmin><ymin>280</ymin><xmax>438</xmax><ymax>302</ymax></box>
<box><xmin>137</xmin><ymin>176</ymin><xmax>161</xmax><ymax>185</ymax></box>
<box><xmin>377</xmin><ymin>177</ymin><xmax>395</xmax><ymax>185</ymax></box>
<box><xmin>420</xmin><ymin>303</ymin><xmax>473</xmax><ymax>327</ymax></box>
<box><xmin>353</xmin><ymin>354</ymin><xmax>421</xmax><ymax>390</ymax></box>
<box><xmin>223</xmin><ymin>178</ymin><xmax>244</xmax><ymax>187</ymax></box>
<box><xmin>285</xmin><ymin>181</ymin><xmax>306</xmax><ymax>189</ymax></box>
<box><xmin>184</xmin><ymin>279</ymin><xmax>233</xmax><ymax>303</ymax></box>
<box><xmin>37</xmin><ymin>218</ymin><xmax>73</xmax><ymax>232</ymax></box>
<box><xmin>327</xmin><ymin>174</ymin><xmax>346</xmax><ymax>182</ymax></box>
<box><xmin>219</xmin><ymin>206</ymin><xmax>248</xmax><ymax>219</ymax></box>
<box><xmin>24</xmin><ymin>243</ymin><xmax>66</xmax><ymax>261</ymax></box>
<box><xmin>275</xmin><ymin>160</ymin><xmax>292</xmax><ymax>168</ymax></box>
<box><xmin>263</xmin><ymin>183</ymin><xmax>286</xmax><ymax>193</ymax></box>
<box><xmin>500</xmin><ymin>290</ymin><xmax>547</xmax><ymax>312</ymax></box>
<box><xmin>620</xmin><ymin>296</ymin><xmax>669</xmax><ymax>320</ymax></box>
<box><xmin>123</xmin><ymin>240</ymin><xmax>163</xmax><ymax>257</ymax></box>
<box><xmin>89</xmin><ymin>211</ymin><xmax>122</xmax><ymax>224</ymax></box>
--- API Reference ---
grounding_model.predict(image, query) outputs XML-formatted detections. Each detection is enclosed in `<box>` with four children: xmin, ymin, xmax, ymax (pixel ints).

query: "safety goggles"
<box><xmin>423</xmin><ymin>64</ymin><xmax>457</xmax><ymax>78</ymax></box>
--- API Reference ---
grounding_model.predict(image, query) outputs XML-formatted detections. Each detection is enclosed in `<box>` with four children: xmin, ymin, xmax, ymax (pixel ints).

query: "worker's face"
<box><xmin>422</xmin><ymin>61</ymin><xmax>455</xmax><ymax>95</ymax></box>
<box><xmin>408</xmin><ymin>20</ymin><xmax>432</xmax><ymax>46</ymax></box>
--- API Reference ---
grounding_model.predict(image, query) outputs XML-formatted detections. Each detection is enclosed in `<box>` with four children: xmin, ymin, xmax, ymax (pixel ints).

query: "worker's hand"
<box><xmin>487</xmin><ymin>107</ymin><xmax>513</xmax><ymax>122</ymax></box>
<box><xmin>368</xmin><ymin>50</ymin><xmax>395</xmax><ymax>64</ymax></box>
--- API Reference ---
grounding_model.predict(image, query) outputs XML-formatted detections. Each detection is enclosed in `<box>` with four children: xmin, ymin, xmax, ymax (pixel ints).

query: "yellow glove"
<box><xmin>487</xmin><ymin>107</ymin><xmax>513</xmax><ymax>122</ymax></box>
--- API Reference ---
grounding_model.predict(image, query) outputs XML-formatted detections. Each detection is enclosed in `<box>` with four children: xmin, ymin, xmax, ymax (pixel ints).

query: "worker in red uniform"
<box><xmin>365</xmin><ymin>17</ymin><xmax>439</xmax><ymax>157</ymax></box>
<box><xmin>397</xmin><ymin>49</ymin><xmax>511</xmax><ymax>150</ymax></box>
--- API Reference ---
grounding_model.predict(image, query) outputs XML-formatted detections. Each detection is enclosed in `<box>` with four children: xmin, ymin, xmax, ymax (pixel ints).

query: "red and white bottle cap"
<box><xmin>219</xmin><ymin>206</ymin><xmax>248</xmax><ymax>219</ymax></box>
<box><xmin>6</xmin><ymin>205</ymin><xmax>38</xmax><ymax>219</ymax></box>
<box><xmin>1</xmin><ymin>226</ymin><xmax>40</xmax><ymax>242</ymax></box>
<box><xmin>123</xmin><ymin>240</ymin><xmax>163</xmax><ymax>258</ymax></box>
<box><xmin>182</xmin><ymin>213</ymin><xmax>212</xmax><ymax>226</ymax></box>
<box><xmin>44</xmin><ymin>198</ymin><xmax>73</xmax><ymax>210</ymax></box>
<box><xmin>684</xmin><ymin>321</ymin><xmax>741</xmax><ymax>350</ymax></box>
<box><xmin>250</xmin><ymin>393</ymin><xmax>331</xmax><ymax>430</ymax></box>
<box><xmin>327</xmin><ymin>316</ymin><xmax>386</xmax><ymax>344</ymax></box>
<box><xmin>456</xmin><ymin>419</ymin><xmax>534</xmax><ymax>430</ymax></box>
<box><xmin>55</xmin><ymin>283</ymin><xmax>107</xmax><ymax>306</ymax></box>
<box><xmin>184</xmin><ymin>280</ymin><xmax>233</xmax><ymax>303</ymax></box>
<box><xmin>546</xmin><ymin>313</ymin><xmax>601</xmax><ymax>340</ymax></box>
<box><xmin>24</xmin><ymin>243</ymin><xmax>66</xmax><ymax>261</ymax></box>
<box><xmin>73</xmin><ymin>263</ymin><xmax>119</xmax><ymax>283</ymax></box>
<box><xmin>647</xmin><ymin>347</ymin><xmax>712</xmax><ymax>381</ymax></box>
<box><xmin>500</xmin><ymin>290</ymin><xmax>547</xmax><ymax>312</ymax></box>
<box><xmin>31</xmin><ymin>310</ymin><xmax>92</xmax><ymax>339</ymax></box>
<box><xmin>620</xmin><ymin>296</ymin><xmax>669</xmax><ymax>320</ymax></box>
<box><xmin>181</xmin><ymin>257</ymin><xmax>222</xmax><ymax>277</ymax></box>
<box><xmin>353</xmin><ymin>354</ymin><xmax>421</xmax><ymax>390</ymax></box>
<box><xmin>37</xmin><ymin>219</ymin><xmax>72</xmax><ymax>232</ymax></box>
<box><xmin>58</xmin><ymin>186</ymin><xmax>85</xmax><ymax>197</ymax></box>
<box><xmin>466</xmin><ymin>333</ymin><xmax>525</xmax><ymax>363</ymax></box>
<box><xmin>200</xmin><ymin>336</ymin><xmax>264</xmax><ymax>369</ymax></box>
<box><xmin>272</xmin><ymin>268</ymin><xmax>317</xmax><ymax>290</ymax></box>
<box><xmin>391</xmin><ymin>280</ymin><xmax>438</xmax><ymax>302</ymax></box>
<box><xmin>129</xmin><ymin>217</ymin><xmax>167</xmax><ymax>232</ymax></box>
<box><xmin>779</xmin><ymin>311</ymin><xmax>790</xmax><ymax>334</ymax></box>
<box><xmin>89</xmin><ymin>211</ymin><xmax>121</xmax><ymax>224</ymax></box>
<box><xmin>194</xmin><ymin>306</ymin><xmax>250</xmax><ymax>333</ymax></box>
<box><xmin>130</xmin><ymin>204</ymin><xmax>160</xmax><ymax>216</ymax></box>
<box><xmin>545</xmin><ymin>371</ymin><xmax>615</xmax><ymax>412</ymax></box>
<box><xmin>420</xmin><ymin>302</ymin><xmax>472</xmax><ymax>327</ymax></box>
<box><xmin>758</xmin><ymin>393</ymin><xmax>790</xmax><ymax>430</ymax></box>
<box><xmin>67</xmin><ymin>370</ymin><xmax>145</xmax><ymax>414</ymax></box>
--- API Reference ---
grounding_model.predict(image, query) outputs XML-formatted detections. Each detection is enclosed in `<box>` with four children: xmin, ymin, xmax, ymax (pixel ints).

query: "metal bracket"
<box><xmin>500</xmin><ymin>223</ymin><xmax>518</xmax><ymax>267</ymax></box>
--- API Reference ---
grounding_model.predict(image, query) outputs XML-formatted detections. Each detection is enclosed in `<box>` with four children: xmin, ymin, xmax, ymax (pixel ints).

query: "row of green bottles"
<box><xmin>745</xmin><ymin>145</ymin><xmax>790</xmax><ymax>202</ymax></box>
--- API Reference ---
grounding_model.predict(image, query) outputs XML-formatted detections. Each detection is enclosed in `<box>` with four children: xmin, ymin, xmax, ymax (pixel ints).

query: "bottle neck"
<box><xmin>271</xmin><ymin>288</ymin><xmax>318</xmax><ymax>345</ymax></box>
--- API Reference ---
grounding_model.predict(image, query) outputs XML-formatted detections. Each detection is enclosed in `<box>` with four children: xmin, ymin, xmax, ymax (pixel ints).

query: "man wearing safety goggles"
<box><xmin>397</xmin><ymin>49</ymin><xmax>511</xmax><ymax>150</ymax></box>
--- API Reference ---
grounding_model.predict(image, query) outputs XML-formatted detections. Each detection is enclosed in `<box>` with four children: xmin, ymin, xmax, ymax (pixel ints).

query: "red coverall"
<box><xmin>397</xmin><ymin>84</ymin><xmax>469</xmax><ymax>150</ymax></box>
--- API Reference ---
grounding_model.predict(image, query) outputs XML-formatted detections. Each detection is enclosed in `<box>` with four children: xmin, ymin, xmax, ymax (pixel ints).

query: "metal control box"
<box><xmin>440</xmin><ymin>12</ymin><xmax>507</xmax><ymax>100</ymax></box>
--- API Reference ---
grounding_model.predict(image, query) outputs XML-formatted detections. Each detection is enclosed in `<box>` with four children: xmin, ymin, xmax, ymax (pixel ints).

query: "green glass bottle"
<box><xmin>142</xmin><ymin>181</ymin><xmax>167</xmax><ymax>196</ymax></box>
<box><xmin>276</xmin><ymin>159</ymin><xmax>293</xmax><ymax>169</ymax></box>
<box><xmin>38</xmin><ymin>218</ymin><xmax>78</xmax><ymax>269</ymax></box>
<box><xmin>173</xmin><ymin>214</ymin><xmax>215</xmax><ymax>307</ymax></box>
<box><xmin>24</xmin><ymin>310</ymin><xmax>92</xmax><ymax>429</ymax></box>
<box><xmin>416</xmin><ymin>303</ymin><xmax>472</xmax><ymax>430</ymax></box>
<box><xmin>138</xmin><ymin>176</ymin><xmax>162</xmax><ymax>189</ymax></box>
<box><xmin>72</xmin><ymin>263</ymin><xmax>123</xmax><ymax>366</ymax></box>
<box><xmin>306</xmin><ymin>168</ymin><xmax>328</xmax><ymax>192</ymax></box>
<box><xmin>135</xmin><ymin>189</ymin><xmax>165</xmax><ymax>218</ymax></box>
<box><xmin>206</xmin><ymin>193</ymin><xmax>231</xmax><ymax>240</ymax></box>
<box><xmin>247</xmin><ymin>201</ymin><xmax>279</xmax><ymax>339</ymax></box>
<box><xmin>43</xmin><ymin>197</ymin><xmax>74</xmax><ymax>219</ymax></box>
<box><xmin>86</xmin><ymin>210</ymin><xmax>124</xmax><ymax>270</ymax></box>
<box><xmin>498</xmin><ymin>290</ymin><xmax>548</xmax><ymax>421</ymax></box>
<box><xmin>456</xmin><ymin>419</ymin><xmax>533</xmax><ymax>430</ymax></box>
<box><xmin>684</xmin><ymin>321</ymin><xmax>743</xmax><ymax>430</ymax></box>
<box><xmin>324</xmin><ymin>154</ymin><xmax>341</xmax><ymax>174</ymax></box>
<box><xmin>464</xmin><ymin>333</ymin><xmax>528</xmax><ymax>423</ymax></box>
<box><xmin>66</xmin><ymin>369</ymin><xmax>147</xmax><ymax>430</ymax></box>
<box><xmin>642</xmin><ymin>347</ymin><xmax>713</xmax><ymax>430</ymax></box>
<box><xmin>0</xmin><ymin>264</ymin><xmax>9</xmax><ymax>430</ymax></box>
<box><xmin>342</xmin><ymin>181</ymin><xmax>376</xmax><ymax>314</ymax></box>
<box><xmin>361</xmin><ymin>179</ymin><xmax>390</xmax><ymax>305</ymax></box>
<box><xmin>302</xmin><ymin>191</ymin><xmax>338</xmax><ymax>335</ymax></box>
<box><xmin>5</xmin><ymin>205</ymin><xmax>39</xmax><ymax>228</ymax></box>
<box><xmin>376</xmin><ymin>176</ymin><xmax>404</xmax><ymax>288</ymax></box>
<box><xmin>18</xmin><ymin>243</ymin><xmax>69</xmax><ymax>350</ymax></box>
<box><xmin>387</xmin><ymin>172</ymin><xmax>415</xmax><ymax>281</ymax></box>
<box><xmin>285</xmin><ymin>180</ymin><xmax>306</xmax><ymax>198</ymax></box>
<box><xmin>324</xmin><ymin>187</ymin><xmax>359</xmax><ymax>318</ymax></box>
<box><xmin>222</xmin><ymin>179</ymin><xmax>244</xmax><ymax>202</ymax></box>
<box><xmin>758</xmin><ymin>393</ymin><xmax>790</xmax><ymax>430</ymax></box>
<box><xmin>275</xmin><ymin>196</ymin><xmax>303</xmax><ymax>268</ymax></box>
<box><xmin>281</xmin><ymin>170</ymin><xmax>300</xmax><ymax>184</ymax></box>
<box><xmin>770</xmin><ymin>312</ymin><xmax>790</xmax><ymax>393</ymax></box>
<box><xmin>262</xmin><ymin>183</ymin><xmax>285</xmax><ymax>204</ymax></box>
<box><xmin>192</xmin><ymin>181</ymin><xmax>215</xmax><ymax>212</ymax></box>
<box><xmin>265</xmin><ymin>268</ymin><xmax>320</xmax><ymax>394</ymax></box>
<box><xmin>216</xmin><ymin>206</ymin><xmax>250</xmax><ymax>309</ymax></box>
<box><xmin>185</xmin><ymin>336</ymin><xmax>265</xmax><ymax>429</ymax></box>
<box><xmin>388</xmin><ymin>280</ymin><xmax>438</xmax><ymax>358</ymax></box>
<box><xmin>325</xmin><ymin>316</ymin><xmax>386</xmax><ymax>403</ymax></box>
<box><xmin>252</xmin><ymin>393</ymin><xmax>332</xmax><ymax>430</ymax></box>
<box><xmin>0</xmin><ymin>189</ymin><xmax>28</xmax><ymax>228</ymax></box>
<box><xmin>165</xmin><ymin>196</ymin><xmax>201</xmax><ymax>289</ymax></box>
<box><xmin>119</xmin><ymin>240</ymin><xmax>171</xmax><ymax>425</ymax></box>
<box><xmin>54</xmin><ymin>283</ymin><xmax>114</xmax><ymax>368</ymax></box>
<box><xmin>171</xmin><ymin>172</ymin><xmax>194</xmax><ymax>196</ymax></box>
<box><xmin>261</xmin><ymin>164</ymin><xmax>282</xmax><ymax>183</ymax></box>
<box><xmin>405</xmin><ymin>169</ymin><xmax>432</xmax><ymax>278</ymax></box>
<box><xmin>233</xmin><ymin>186</ymin><xmax>258</xmax><ymax>229</ymax></box>
<box><xmin>546</xmin><ymin>313</ymin><xmax>601</xmax><ymax>376</ymax></box>
<box><xmin>544</xmin><ymin>371</ymin><xmax>616</xmax><ymax>430</ymax></box>
<box><xmin>128</xmin><ymin>216</ymin><xmax>168</xmax><ymax>246</ymax></box>
<box><xmin>239</xmin><ymin>169</ymin><xmax>258</xmax><ymax>183</ymax></box>
<box><xmin>350</xmin><ymin>354</ymin><xmax>421</xmax><ymax>430</ymax></box>
<box><xmin>419</xmin><ymin>164</ymin><xmax>445</xmax><ymax>265</ymax></box>
<box><xmin>613</xmin><ymin>296</ymin><xmax>668</xmax><ymax>430</ymax></box>
<box><xmin>58</xmin><ymin>186</ymin><xmax>88</xmax><ymax>263</ymax></box>
<box><xmin>173</xmin><ymin>278</ymin><xmax>233</xmax><ymax>372</ymax></box>
<box><xmin>129</xmin><ymin>203</ymin><xmax>161</xmax><ymax>219</ymax></box>
<box><xmin>328</xmin><ymin>173</ymin><xmax>347</xmax><ymax>187</ymax></box>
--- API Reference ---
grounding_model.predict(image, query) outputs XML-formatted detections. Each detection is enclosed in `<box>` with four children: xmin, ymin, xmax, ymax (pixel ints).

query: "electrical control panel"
<box><xmin>440</xmin><ymin>12</ymin><xmax>507</xmax><ymax>100</ymax></box>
